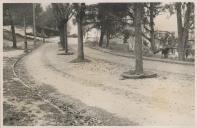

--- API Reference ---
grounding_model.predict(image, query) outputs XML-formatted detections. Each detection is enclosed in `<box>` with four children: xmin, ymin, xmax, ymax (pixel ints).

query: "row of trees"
<box><xmin>51</xmin><ymin>3</ymin><xmax>159</xmax><ymax>73</ymax></box>
<box><xmin>52</xmin><ymin>2</ymin><xmax>194</xmax><ymax>74</ymax></box>
<box><xmin>3</xmin><ymin>3</ymin><xmax>195</xmax><ymax>74</ymax></box>
<box><xmin>52</xmin><ymin>3</ymin><xmax>86</xmax><ymax>60</ymax></box>
<box><xmin>175</xmin><ymin>3</ymin><xmax>194</xmax><ymax>60</ymax></box>
<box><xmin>3</xmin><ymin>3</ymin><xmax>43</xmax><ymax>48</ymax></box>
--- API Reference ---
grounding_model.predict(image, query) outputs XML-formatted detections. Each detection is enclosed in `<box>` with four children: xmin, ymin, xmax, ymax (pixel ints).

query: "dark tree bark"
<box><xmin>134</xmin><ymin>3</ymin><xmax>143</xmax><ymax>74</ymax></box>
<box><xmin>77</xmin><ymin>17</ymin><xmax>84</xmax><ymax>60</ymax></box>
<box><xmin>58</xmin><ymin>23</ymin><xmax>65</xmax><ymax>49</ymax></box>
<box><xmin>11</xmin><ymin>23</ymin><xmax>17</xmax><ymax>48</ymax></box>
<box><xmin>74</xmin><ymin>3</ymin><xmax>85</xmax><ymax>60</ymax></box>
<box><xmin>64</xmin><ymin>23</ymin><xmax>68</xmax><ymax>53</ymax></box>
<box><xmin>24</xmin><ymin>16</ymin><xmax>28</xmax><ymax>52</ymax></box>
<box><xmin>106</xmin><ymin>31</ymin><xmax>110</xmax><ymax>48</ymax></box>
<box><xmin>52</xmin><ymin>3</ymin><xmax>72</xmax><ymax>53</ymax></box>
<box><xmin>8</xmin><ymin>9</ymin><xmax>17</xmax><ymax>48</ymax></box>
<box><xmin>99</xmin><ymin>25</ymin><xmax>105</xmax><ymax>47</ymax></box>
<box><xmin>149</xmin><ymin>3</ymin><xmax>156</xmax><ymax>52</ymax></box>
<box><xmin>176</xmin><ymin>3</ymin><xmax>184</xmax><ymax>60</ymax></box>
<box><xmin>58</xmin><ymin>23</ymin><xmax>68</xmax><ymax>52</ymax></box>
<box><xmin>176</xmin><ymin>3</ymin><xmax>192</xmax><ymax>61</ymax></box>
<box><xmin>181</xmin><ymin>3</ymin><xmax>192</xmax><ymax>60</ymax></box>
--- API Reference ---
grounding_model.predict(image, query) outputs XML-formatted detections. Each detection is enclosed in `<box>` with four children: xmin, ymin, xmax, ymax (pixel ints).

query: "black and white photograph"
<box><xmin>1</xmin><ymin>0</ymin><xmax>196</xmax><ymax>127</ymax></box>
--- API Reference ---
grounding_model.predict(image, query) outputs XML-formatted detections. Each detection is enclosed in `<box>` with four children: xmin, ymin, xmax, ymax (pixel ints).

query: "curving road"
<box><xmin>23</xmin><ymin>37</ymin><xmax>194</xmax><ymax>126</ymax></box>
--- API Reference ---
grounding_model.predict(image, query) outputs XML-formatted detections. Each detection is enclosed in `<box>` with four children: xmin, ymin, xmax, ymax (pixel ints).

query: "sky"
<box><xmin>41</xmin><ymin>3</ymin><xmax>178</xmax><ymax>34</ymax></box>
<box><xmin>155</xmin><ymin>13</ymin><xmax>177</xmax><ymax>33</ymax></box>
<box><xmin>41</xmin><ymin>3</ymin><xmax>50</xmax><ymax>10</ymax></box>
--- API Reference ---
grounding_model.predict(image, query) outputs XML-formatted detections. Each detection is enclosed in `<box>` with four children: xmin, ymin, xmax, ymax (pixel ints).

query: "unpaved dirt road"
<box><xmin>3</xmin><ymin>43</ymin><xmax>66</xmax><ymax>126</ymax></box>
<box><xmin>4</xmin><ymin>40</ymin><xmax>123</xmax><ymax>126</ymax></box>
<box><xmin>23</xmin><ymin>37</ymin><xmax>194</xmax><ymax>126</ymax></box>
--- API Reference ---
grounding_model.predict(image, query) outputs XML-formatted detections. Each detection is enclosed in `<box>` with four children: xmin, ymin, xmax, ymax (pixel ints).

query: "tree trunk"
<box><xmin>8</xmin><ymin>10</ymin><xmax>17</xmax><ymax>48</ymax></box>
<box><xmin>176</xmin><ymin>3</ymin><xmax>184</xmax><ymax>60</ymax></box>
<box><xmin>11</xmin><ymin>23</ymin><xmax>17</xmax><ymax>48</ymax></box>
<box><xmin>64</xmin><ymin>23</ymin><xmax>68</xmax><ymax>53</ymax></box>
<box><xmin>150</xmin><ymin>3</ymin><xmax>156</xmax><ymax>52</ymax></box>
<box><xmin>134</xmin><ymin>3</ymin><xmax>143</xmax><ymax>74</ymax></box>
<box><xmin>176</xmin><ymin>3</ymin><xmax>191</xmax><ymax>61</ymax></box>
<box><xmin>99</xmin><ymin>25</ymin><xmax>105</xmax><ymax>47</ymax></box>
<box><xmin>33</xmin><ymin>3</ymin><xmax>36</xmax><ymax>46</ymax></box>
<box><xmin>24</xmin><ymin>16</ymin><xmax>28</xmax><ymax>52</ymax></box>
<box><xmin>58</xmin><ymin>23</ymin><xmax>65</xmax><ymax>49</ymax></box>
<box><xmin>77</xmin><ymin>18</ymin><xmax>84</xmax><ymax>60</ymax></box>
<box><xmin>106</xmin><ymin>31</ymin><xmax>110</xmax><ymax>48</ymax></box>
<box><xmin>181</xmin><ymin>3</ymin><xmax>192</xmax><ymax>60</ymax></box>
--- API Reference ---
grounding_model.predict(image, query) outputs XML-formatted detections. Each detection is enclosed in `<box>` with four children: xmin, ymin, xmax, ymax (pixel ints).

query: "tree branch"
<box><xmin>142</xmin><ymin>32</ymin><xmax>151</xmax><ymax>41</ymax></box>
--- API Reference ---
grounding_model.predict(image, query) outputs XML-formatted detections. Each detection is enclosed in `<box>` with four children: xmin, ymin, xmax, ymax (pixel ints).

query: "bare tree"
<box><xmin>5</xmin><ymin>7</ymin><xmax>17</xmax><ymax>48</ymax></box>
<box><xmin>73</xmin><ymin>3</ymin><xmax>86</xmax><ymax>61</ymax></box>
<box><xmin>52</xmin><ymin>3</ymin><xmax>73</xmax><ymax>53</ymax></box>
<box><xmin>142</xmin><ymin>3</ymin><xmax>162</xmax><ymax>53</ymax></box>
<box><xmin>175</xmin><ymin>2</ymin><xmax>194</xmax><ymax>60</ymax></box>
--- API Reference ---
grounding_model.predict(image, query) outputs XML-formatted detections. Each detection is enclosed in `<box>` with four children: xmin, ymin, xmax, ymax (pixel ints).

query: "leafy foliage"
<box><xmin>52</xmin><ymin>3</ymin><xmax>74</xmax><ymax>26</ymax></box>
<box><xmin>3</xmin><ymin>3</ymin><xmax>42</xmax><ymax>26</ymax></box>
<box><xmin>36</xmin><ymin>5</ymin><xmax>57</xmax><ymax>29</ymax></box>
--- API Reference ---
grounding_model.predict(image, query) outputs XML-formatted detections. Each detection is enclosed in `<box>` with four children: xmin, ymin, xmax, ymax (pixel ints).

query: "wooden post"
<box><xmin>24</xmin><ymin>16</ymin><xmax>28</xmax><ymax>53</ymax></box>
<box><xmin>33</xmin><ymin>3</ymin><xmax>37</xmax><ymax>47</ymax></box>
<box><xmin>7</xmin><ymin>9</ymin><xmax>17</xmax><ymax>48</ymax></box>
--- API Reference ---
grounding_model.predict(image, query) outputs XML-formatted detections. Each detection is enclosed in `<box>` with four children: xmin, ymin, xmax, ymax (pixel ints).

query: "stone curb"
<box><xmin>88</xmin><ymin>46</ymin><xmax>194</xmax><ymax>66</ymax></box>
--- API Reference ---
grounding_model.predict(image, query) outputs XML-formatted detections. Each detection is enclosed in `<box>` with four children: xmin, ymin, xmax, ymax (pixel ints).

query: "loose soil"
<box><xmin>23</xmin><ymin>40</ymin><xmax>194</xmax><ymax>125</ymax></box>
<box><xmin>3</xmin><ymin>40</ymin><xmax>136</xmax><ymax>126</ymax></box>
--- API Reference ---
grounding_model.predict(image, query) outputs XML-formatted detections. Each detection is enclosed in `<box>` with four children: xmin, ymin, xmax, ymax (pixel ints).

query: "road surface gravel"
<box><xmin>23</xmin><ymin>38</ymin><xmax>194</xmax><ymax>126</ymax></box>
